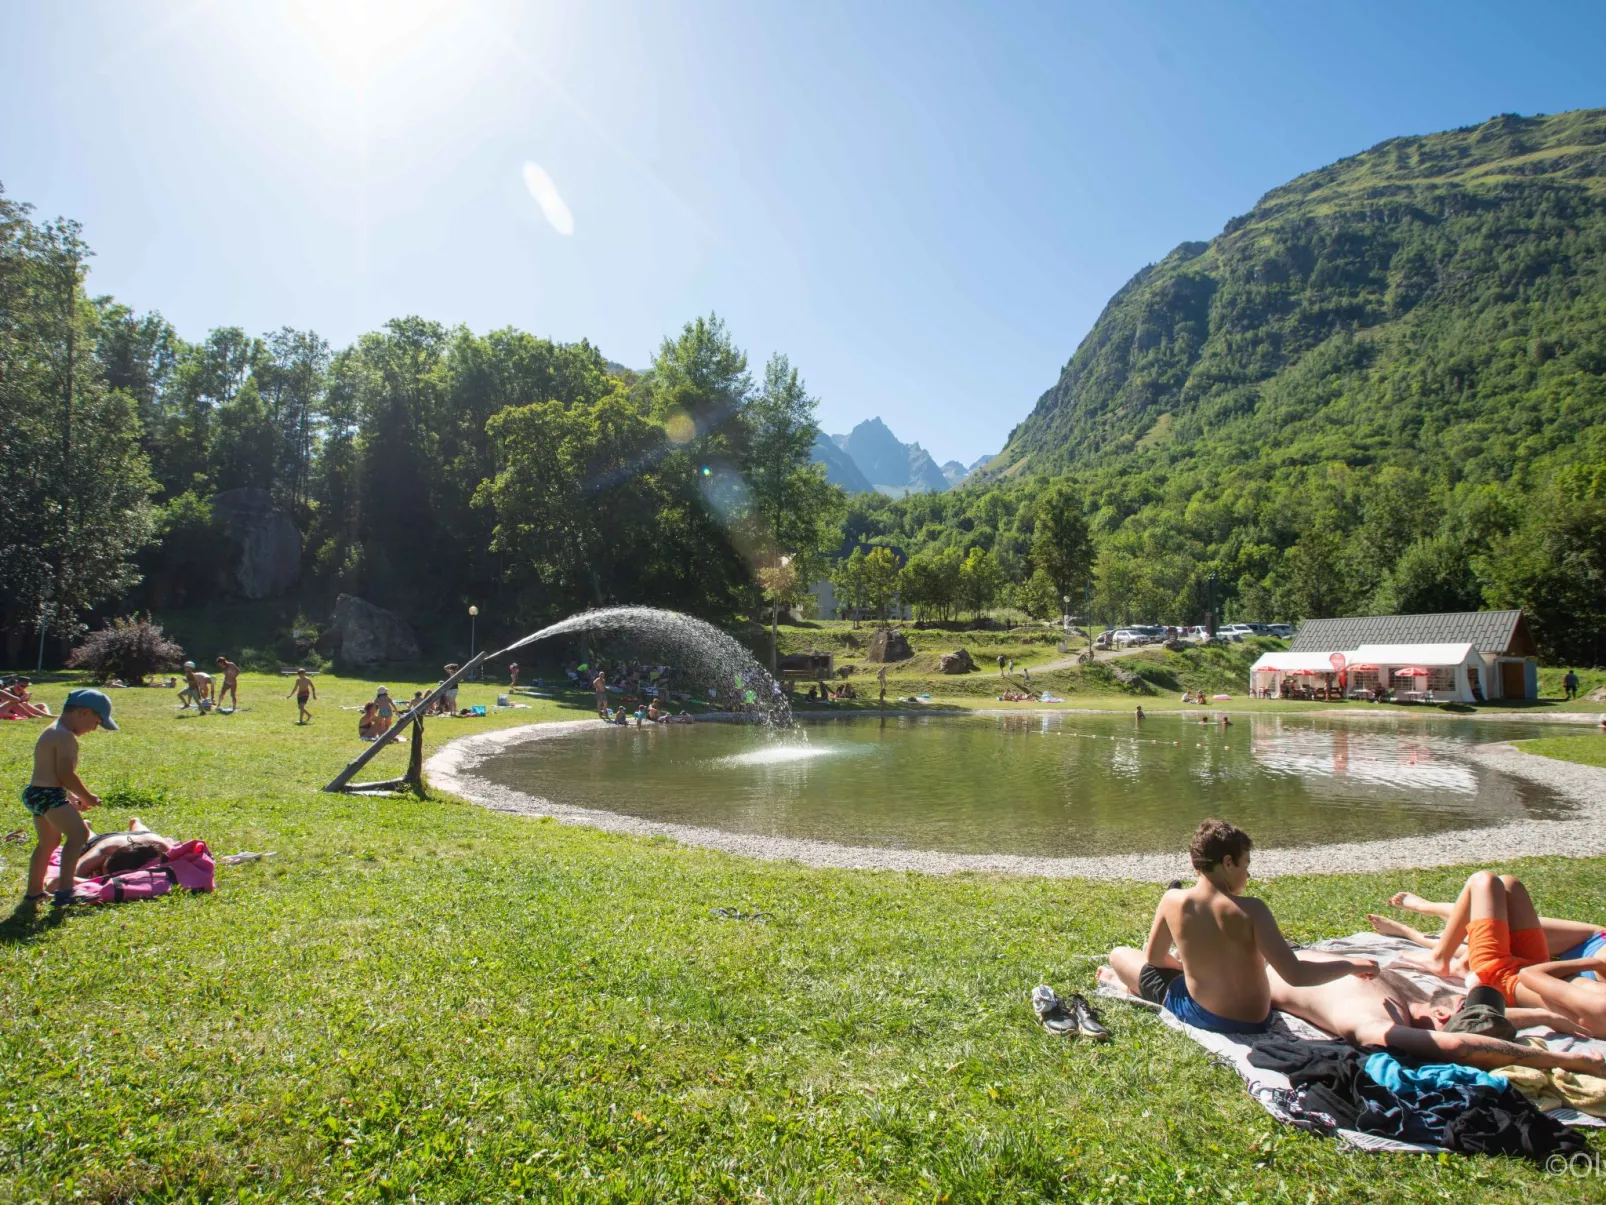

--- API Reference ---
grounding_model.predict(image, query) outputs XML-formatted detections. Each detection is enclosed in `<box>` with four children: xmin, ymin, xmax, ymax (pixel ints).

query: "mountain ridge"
<box><xmin>987</xmin><ymin>107</ymin><xmax>1606</xmax><ymax>482</ymax></box>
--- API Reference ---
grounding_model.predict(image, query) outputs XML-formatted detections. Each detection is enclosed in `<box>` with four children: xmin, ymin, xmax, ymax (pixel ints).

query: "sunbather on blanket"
<box><xmin>1377</xmin><ymin>873</ymin><xmax>1606</xmax><ymax>1028</ymax></box>
<box><xmin>1266</xmin><ymin>960</ymin><xmax>1605</xmax><ymax>1074</ymax></box>
<box><xmin>1372</xmin><ymin>881</ymin><xmax>1606</xmax><ymax>981</ymax></box>
<box><xmin>1103</xmin><ymin>819</ymin><xmax>1377</xmax><ymax>1035</ymax></box>
<box><xmin>72</xmin><ymin>817</ymin><xmax>177</xmax><ymax>879</ymax></box>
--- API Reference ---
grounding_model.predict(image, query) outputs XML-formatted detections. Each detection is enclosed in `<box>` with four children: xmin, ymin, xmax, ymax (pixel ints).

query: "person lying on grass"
<box><xmin>1102</xmin><ymin>819</ymin><xmax>1376</xmax><ymax>1035</ymax></box>
<box><xmin>1371</xmin><ymin>881</ymin><xmax>1606</xmax><ymax>982</ymax></box>
<box><xmin>70</xmin><ymin>816</ymin><xmax>177</xmax><ymax>879</ymax></box>
<box><xmin>1376</xmin><ymin>871</ymin><xmax>1606</xmax><ymax>1037</ymax></box>
<box><xmin>1264</xmin><ymin>959</ymin><xmax>1604</xmax><ymax>1074</ymax></box>
<box><xmin>22</xmin><ymin>689</ymin><xmax>117</xmax><ymax>907</ymax></box>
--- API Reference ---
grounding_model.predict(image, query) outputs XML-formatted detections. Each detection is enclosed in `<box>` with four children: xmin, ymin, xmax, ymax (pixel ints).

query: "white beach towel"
<box><xmin>1096</xmin><ymin>931</ymin><xmax>1606</xmax><ymax>1154</ymax></box>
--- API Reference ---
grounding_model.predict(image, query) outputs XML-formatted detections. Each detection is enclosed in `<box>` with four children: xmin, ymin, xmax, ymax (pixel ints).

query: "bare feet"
<box><xmin>1095</xmin><ymin>964</ymin><xmax>1120</xmax><ymax>989</ymax></box>
<box><xmin>1368</xmin><ymin>913</ymin><xmax>1428</xmax><ymax>944</ymax></box>
<box><xmin>1389</xmin><ymin>892</ymin><xmax>1432</xmax><ymax>913</ymax></box>
<box><xmin>1391</xmin><ymin>949</ymin><xmax>1455</xmax><ymax>979</ymax></box>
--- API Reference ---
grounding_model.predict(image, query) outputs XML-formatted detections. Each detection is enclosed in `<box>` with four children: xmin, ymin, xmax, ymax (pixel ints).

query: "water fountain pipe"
<box><xmin>323</xmin><ymin>651</ymin><xmax>488</xmax><ymax>793</ymax></box>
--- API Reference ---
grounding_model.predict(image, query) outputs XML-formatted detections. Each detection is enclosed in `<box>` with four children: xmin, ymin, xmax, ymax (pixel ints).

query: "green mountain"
<box><xmin>991</xmin><ymin>109</ymin><xmax>1606</xmax><ymax>483</ymax></box>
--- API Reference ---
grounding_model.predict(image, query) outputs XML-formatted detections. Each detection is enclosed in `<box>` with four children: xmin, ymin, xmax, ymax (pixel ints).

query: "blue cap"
<box><xmin>64</xmin><ymin>688</ymin><xmax>118</xmax><ymax>731</ymax></box>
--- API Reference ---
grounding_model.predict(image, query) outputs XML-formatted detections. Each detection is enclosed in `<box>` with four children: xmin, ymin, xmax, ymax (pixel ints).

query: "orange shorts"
<box><xmin>1467</xmin><ymin>917</ymin><xmax>1549</xmax><ymax>1004</ymax></box>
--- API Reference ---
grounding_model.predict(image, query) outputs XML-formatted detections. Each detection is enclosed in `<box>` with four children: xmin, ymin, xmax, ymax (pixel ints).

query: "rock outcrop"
<box><xmin>938</xmin><ymin>648</ymin><xmax>976</xmax><ymax>674</ymax></box>
<box><xmin>211</xmin><ymin>488</ymin><xmax>301</xmax><ymax>599</ymax></box>
<box><xmin>865</xmin><ymin>628</ymin><xmax>913</xmax><ymax>663</ymax></box>
<box><xmin>315</xmin><ymin>594</ymin><xmax>421</xmax><ymax>665</ymax></box>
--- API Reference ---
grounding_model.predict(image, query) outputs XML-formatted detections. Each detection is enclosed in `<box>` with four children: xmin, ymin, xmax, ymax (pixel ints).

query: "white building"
<box><xmin>1251</xmin><ymin>610</ymin><xmax>1540</xmax><ymax>702</ymax></box>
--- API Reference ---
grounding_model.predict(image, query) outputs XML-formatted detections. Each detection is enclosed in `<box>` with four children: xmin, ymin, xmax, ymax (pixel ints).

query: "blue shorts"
<box><xmin>1556</xmin><ymin>931</ymin><xmax>1606</xmax><ymax>982</ymax></box>
<box><xmin>1163</xmin><ymin>976</ymin><xmax>1273</xmax><ymax>1035</ymax></box>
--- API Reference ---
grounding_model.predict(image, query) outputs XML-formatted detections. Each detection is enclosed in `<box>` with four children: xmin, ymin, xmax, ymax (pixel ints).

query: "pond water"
<box><xmin>473</xmin><ymin>713</ymin><xmax>1578</xmax><ymax>857</ymax></box>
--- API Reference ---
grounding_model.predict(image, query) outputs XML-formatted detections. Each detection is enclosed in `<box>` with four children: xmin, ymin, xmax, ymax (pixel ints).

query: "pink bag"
<box><xmin>56</xmin><ymin>838</ymin><xmax>216</xmax><ymax>905</ymax></box>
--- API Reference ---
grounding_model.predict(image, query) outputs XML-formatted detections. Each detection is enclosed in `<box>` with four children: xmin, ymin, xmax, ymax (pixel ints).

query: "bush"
<box><xmin>67</xmin><ymin>615</ymin><xmax>187</xmax><ymax>685</ymax></box>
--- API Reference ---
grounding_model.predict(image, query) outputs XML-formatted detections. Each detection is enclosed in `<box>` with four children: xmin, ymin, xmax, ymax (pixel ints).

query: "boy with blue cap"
<box><xmin>23</xmin><ymin>688</ymin><xmax>117</xmax><ymax>907</ymax></box>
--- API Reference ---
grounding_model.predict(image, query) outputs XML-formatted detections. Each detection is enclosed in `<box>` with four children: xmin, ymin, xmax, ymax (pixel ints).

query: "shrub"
<box><xmin>67</xmin><ymin>615</ymin><xmax>187</xmax><ymax>685</ymax></box>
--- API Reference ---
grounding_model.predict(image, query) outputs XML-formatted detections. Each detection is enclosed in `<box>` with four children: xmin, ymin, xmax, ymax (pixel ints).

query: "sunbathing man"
<box><xmin>1265</xmin><ymin>960</ymin><xmax>1605</xmax><ymax>1074</ymax></box>
<box><xmin>1103</xmin><ymin>819</ymin><xmax>1376</xmax><ymax>1034</ymax></box>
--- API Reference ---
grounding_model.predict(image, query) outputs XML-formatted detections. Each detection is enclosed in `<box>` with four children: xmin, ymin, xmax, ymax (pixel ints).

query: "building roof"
<box><xmin>1289</xmin><ymin>611</ymin><xmax>1535</xmax><ymax>657</ymax></box>
<box><xmin>1349</xmin><ymin>643</ymin><xmax>1479</xmax><ymax>667</ymax></box>
<box><xmin>1250</xmin><ymin>652</ymin><xmax>1351</xmax><ymax>674</ymax></box>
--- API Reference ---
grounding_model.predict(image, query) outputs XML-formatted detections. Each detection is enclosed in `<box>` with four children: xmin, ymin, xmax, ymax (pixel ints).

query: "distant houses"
<box><xmin>1253</xmin><ymin>609</ymin><xmax>1539</xmax><ymax>702</ymax></box>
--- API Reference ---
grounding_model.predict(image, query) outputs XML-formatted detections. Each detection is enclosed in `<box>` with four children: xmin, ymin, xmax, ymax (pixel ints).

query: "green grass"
<box><xmin>1515</xmin><ymin>733</ymin><xmax>1606</xmax><ymax>768</ymax></box>
<box><xmin>2</xmin><ymin>672</ymin><xmax>1604</xmax><ymax>1202</ymax></box>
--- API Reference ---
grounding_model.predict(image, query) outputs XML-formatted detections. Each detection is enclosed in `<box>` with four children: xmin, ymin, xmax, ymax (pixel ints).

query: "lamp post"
<box><xmin>1084</xmin><ymin>581</ymin><xmax>1094</xmax><ymax>661</ymax></box>
<box><xmin>36</xmin><ymin>579</ymin><xmax>52</xmax><ymax>674</ymax></box>
<box><xmin>1206</xmin><ymin>573</ymin><xmax>1218</xmax><ymax>639</ymax></box>
<box><xmin>468</xmin><ymin>605</ymin><xmax>478</xmax><ymax>678</ymax></box>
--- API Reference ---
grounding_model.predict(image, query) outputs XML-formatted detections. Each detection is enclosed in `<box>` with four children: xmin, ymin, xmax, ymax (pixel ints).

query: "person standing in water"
<box><xmin>287</xmin><ymin>669</ymin><xmax>316</xmax><ymax>724</ymax></box>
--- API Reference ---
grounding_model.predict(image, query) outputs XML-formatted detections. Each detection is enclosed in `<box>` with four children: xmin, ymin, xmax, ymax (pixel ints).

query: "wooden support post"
<box><xmin>405</xmin><ymin>712</ymin><xmax>425</xmax><ymax>795</ymax></box>
<box><xmin>324</xmin><ymin>652</ymin><xmax>486</xmax><ymax>792</ymax></box>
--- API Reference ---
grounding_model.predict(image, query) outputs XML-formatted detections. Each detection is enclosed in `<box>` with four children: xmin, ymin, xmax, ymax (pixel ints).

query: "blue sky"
<box><xmin>3</xmin><ymin>1</ymin><xmax>1603</xmax><ymax>464</ymax></box>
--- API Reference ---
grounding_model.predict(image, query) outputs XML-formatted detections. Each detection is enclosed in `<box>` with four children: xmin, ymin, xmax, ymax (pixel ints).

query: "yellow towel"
<box><xmin>1498</xmin><ymin>1038</ymin><xmax>1606</xmax><ymax>1116</ymax></box>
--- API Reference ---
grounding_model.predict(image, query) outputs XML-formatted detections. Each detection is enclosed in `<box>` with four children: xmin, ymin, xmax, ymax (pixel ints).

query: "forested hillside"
<box><xmin>841</xmin><ymin>110</ymin><xmax>1606</xmax><ymax>663</ymax></box>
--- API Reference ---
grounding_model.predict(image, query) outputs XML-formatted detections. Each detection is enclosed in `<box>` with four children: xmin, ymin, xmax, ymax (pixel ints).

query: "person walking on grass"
<box><xmin>1563</xmin><ymin>669</ymin><xmax>1579</xmax><ymax>701</ymax></box>
<box><xmin>287</xmin><ymin>669</ymin><xmax>316</xmax><ymax>724</ymax></box>
<box><xmin>593</xmin><ymin>668</ymin><xmax>609</xmax><ymax>717</ymax></box>
<box><xmin>878</xmin><ymin>663</ymin><xmax>888</xmax><ymax>706</ymax></box>
<box><xmin>998</xmin><ymin>654</ymin><xmax>1006</xmax><ymax>677</ymax></box>
<box><xmin>22</xmin><ymin>689</ymin><xmax>117</xmax><ymax>908</ymax></box>
<box><xmin>509</xmin><ymin>662</ymin><xmax>520</xmax><ymax>691</ymax></box>
<box><xmin>215</xmin><ymin>655</ymin><xmax>241</xmax><ymax>711</ymax></box>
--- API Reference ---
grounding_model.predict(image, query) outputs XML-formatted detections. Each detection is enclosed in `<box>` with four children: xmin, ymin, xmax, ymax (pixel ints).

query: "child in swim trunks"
<box><xmin>287</xmin><ymin>669</ymin><xmax>316</xmax><ymax>724</ymax></box>
<box><xmin>23</xmin><ymin>689</ymin><xmax>117</xmax><ymax>907</ymax></box>
<box><xmin>1104</xmin><ymin>819</ymin><xmax>1375</xmax><ymax>1035</ymax></box>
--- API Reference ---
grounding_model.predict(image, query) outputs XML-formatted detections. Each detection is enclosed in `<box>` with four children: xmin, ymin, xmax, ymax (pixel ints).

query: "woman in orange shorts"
<box><xmin>1375</xmin><ymin>871</ymin><xmax>1605</xmax><ymax>1006</ymax></box>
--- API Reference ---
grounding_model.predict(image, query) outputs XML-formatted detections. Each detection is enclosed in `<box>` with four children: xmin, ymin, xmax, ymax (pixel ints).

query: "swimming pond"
<box><xmin>468</xmin><ymin>713</ymin><xmax>1578</xmax><ymax>858</ymax></box>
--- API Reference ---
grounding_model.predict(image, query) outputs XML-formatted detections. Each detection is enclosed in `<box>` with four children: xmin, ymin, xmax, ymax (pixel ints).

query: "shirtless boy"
<box><xmin>1266</xmin><ymin>962</ymin><xmax>1605</xmax><ymax>1074</ymax></box>
<box><xmin>214</xmin><ymin>656</ymin><xmax>241</xmax><ymax>710</ymax></box>
<box><xmin>22</xmin><ymin>689</ymin><xmax>117</xmax><ymax>906</ymax></box>
<box><xmin>1103</xmin><ymin>819</ymin><xmax>1376</xmax><ymax>1033</ymax></box>
<box><xmin>287</xmin><ymin>669</ymin><xmax>316</xmax><ymax>724</ymax></box>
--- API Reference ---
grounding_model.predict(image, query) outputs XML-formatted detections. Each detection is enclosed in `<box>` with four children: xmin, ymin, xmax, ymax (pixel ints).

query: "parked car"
<box><xmin>1094</xmin><ymin>630</ymin><xmax>1114</xmax><ymax>649</ymax></box>
<box><xmin>1110</xmin><ymin>628</ymin><xmax>1144</xmax><ymax>648</ymax></box>
<box><xmin>1266</xmin><ymin>623</ymin><xmax>1294</xmax><ymax>639</ymax></box>
<box><xmin>1219</xmin><ymin>623</ymin><xmax>1259</xmax><ymax>642</ymax></box>
<box><xmin>1181</xmin><ymin>625</ymin><xmax>1212</xmax><ymax>643</ymax></box>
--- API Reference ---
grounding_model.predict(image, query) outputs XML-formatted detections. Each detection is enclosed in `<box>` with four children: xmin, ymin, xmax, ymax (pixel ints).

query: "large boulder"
<box><xmin>938</xmin><ymin>647</ymin><xmax>976</xmax><ymax>674</ymax></box>
<box><xmin>866</xmin><ymin>627</ymin><xmax>913</xmax><ymax>662</ymax></box>
<box><xmin>315</xmin><ymin>594</ymin><xmax>421</xmax><ymax>665</ymax></box>
<box><xmin>211</xmin><ymin>488</ymin><xmax>301</xmax><ymax>599</ymax></box>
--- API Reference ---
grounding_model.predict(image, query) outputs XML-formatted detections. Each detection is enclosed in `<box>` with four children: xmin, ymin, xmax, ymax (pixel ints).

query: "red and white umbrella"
<box><xmin>1393</xmin><ymin>667</ymin><xmax>1431</xmax><ymax>677</ymax></box>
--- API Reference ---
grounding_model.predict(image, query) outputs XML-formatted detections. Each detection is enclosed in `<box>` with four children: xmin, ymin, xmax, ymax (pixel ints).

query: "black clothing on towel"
<box><xmin>1247</xmin><ymin>1038</ymin><xmax>1589</xmax><ymax>1160</ymax></box>
<box><xmin>1137</xmin><ymin>963</ymin><xmax>1182</xmax><ymax>1006</ymax></box>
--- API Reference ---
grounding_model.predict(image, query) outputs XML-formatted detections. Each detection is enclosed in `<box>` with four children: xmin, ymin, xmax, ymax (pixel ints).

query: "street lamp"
<box><xmin>36</xmin><ymin>578</ymin><xmax>53</xmax><ymax>674</ymax></box>
<box><xmin>468</xmin><ymin>605</ymin><xmax>479</xmax><ymax>677</ymax></box>
<box><xmin>1206</xmin><ymin>574</ymin><xmax>1218</xmax><ymax>638</ymax></box>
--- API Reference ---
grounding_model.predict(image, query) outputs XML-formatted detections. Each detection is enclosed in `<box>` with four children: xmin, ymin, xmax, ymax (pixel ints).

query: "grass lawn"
<box><xmin>1514</xmin><ymin>733</ymin><xmax>1606</xmax><ymax>768</ymax></box>
<box><xmin>2</xmin><ymin>672</ymin><xmax>1604</xmax><ymax>1203</ymax></box>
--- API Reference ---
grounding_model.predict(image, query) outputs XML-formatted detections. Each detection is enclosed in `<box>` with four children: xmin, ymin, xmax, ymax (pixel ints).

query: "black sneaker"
<box><xmin>1069</xmin><ymin>994</ymin><xmax>1111</xmax><ymax>1042</ymax></box>
<box><xmin>1030</xmin><ymin>985</ymin><xmax>1079</xmax><ymax>1037</ymax></box>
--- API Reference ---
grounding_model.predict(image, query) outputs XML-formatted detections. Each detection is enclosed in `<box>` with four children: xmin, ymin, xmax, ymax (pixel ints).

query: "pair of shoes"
<box><xmin>1030</xmin><ymin>986</ymin><xmax>1111</xmax><ymax>1041</ymax></box>
<box><xmin>51</xmin><ymin>889</ymin><xmax>79</xmax><ymax>908</ymax></box>
<box><xmin>22</xmin><ymin>892</ymin><xmax>48</xmax><ymax>906</ymax></box>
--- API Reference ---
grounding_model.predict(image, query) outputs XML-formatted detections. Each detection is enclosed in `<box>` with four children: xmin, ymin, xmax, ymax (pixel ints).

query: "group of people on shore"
<box><xmin>1098</xmin><ymin>818</ymin><xmax>1606</xmax><ymax>1074</ymax></box>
